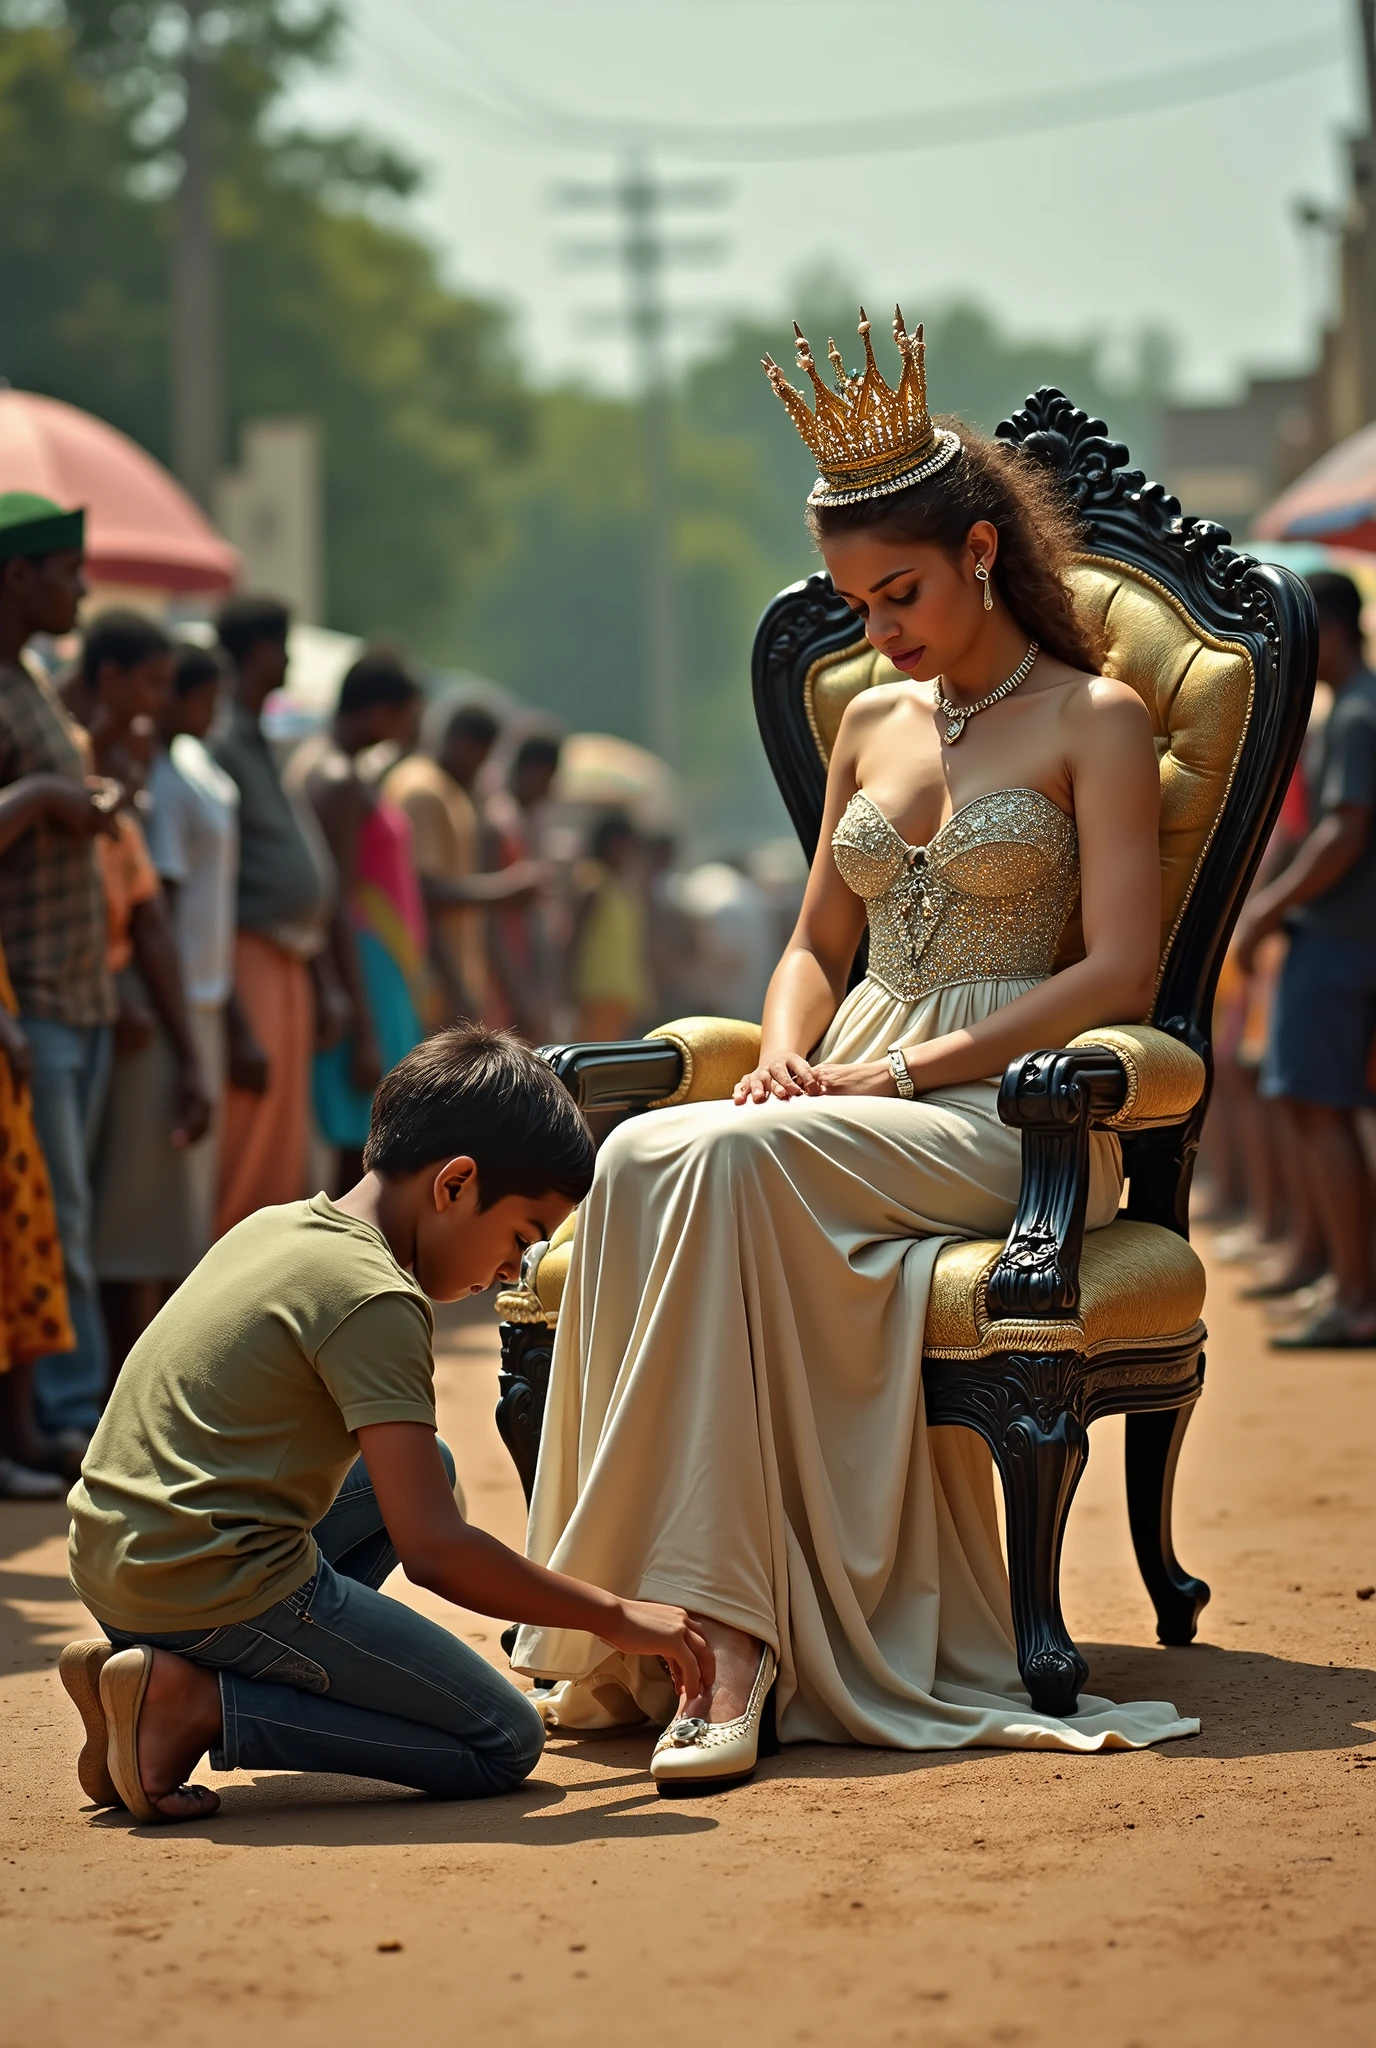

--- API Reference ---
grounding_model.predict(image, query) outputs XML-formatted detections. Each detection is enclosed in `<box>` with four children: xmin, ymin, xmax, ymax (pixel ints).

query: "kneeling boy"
<box><xmin>63</xmin><ymin>1024</ymin><xmax>711</xmax><ymax>1822</ymax></box>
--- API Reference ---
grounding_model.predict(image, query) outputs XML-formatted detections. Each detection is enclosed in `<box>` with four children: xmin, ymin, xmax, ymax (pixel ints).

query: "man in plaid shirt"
<box><xmin>0</xmin><ymin>494</ymin><xmax>120</xmax><ymax>1458</ymax></box>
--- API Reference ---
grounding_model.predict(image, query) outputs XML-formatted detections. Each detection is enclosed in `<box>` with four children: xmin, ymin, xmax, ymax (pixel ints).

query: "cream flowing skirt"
<box><xmin>514</xmin><ymin>974</ymin><xmax>1200</xmax><ymax>1753</ymax></box>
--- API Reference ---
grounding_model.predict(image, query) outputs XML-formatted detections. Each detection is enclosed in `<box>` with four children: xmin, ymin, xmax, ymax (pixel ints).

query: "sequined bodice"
<box><xmin>831</xmin><ymin>787</ymin><xmax>1079</xmax><ymax>1003</ymax></box>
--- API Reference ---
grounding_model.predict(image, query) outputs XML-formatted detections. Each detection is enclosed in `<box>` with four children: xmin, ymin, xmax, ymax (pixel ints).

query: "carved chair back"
<box><xmin>751</xmin><ymin>388</ymin><xmax>1317</xmax><ymax>1235</ymax></box>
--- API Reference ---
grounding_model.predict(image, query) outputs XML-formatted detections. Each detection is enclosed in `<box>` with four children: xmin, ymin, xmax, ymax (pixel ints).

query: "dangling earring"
<box><xmin>975</xmin><ymin>562</ymin><xmax>993</xmax><ymax>612</ymax></box>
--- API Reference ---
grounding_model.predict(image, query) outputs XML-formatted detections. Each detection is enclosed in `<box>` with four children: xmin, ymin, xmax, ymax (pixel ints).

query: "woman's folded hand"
<box><xmin>603</xmin><ymin>1598</ymin><xmax>716</xmax><ymax>1702</ymax></box>
<box><xmin>733</xmin><ymin>1051</ymin><xmax>821</xmax><ymax>1103</ymax></box>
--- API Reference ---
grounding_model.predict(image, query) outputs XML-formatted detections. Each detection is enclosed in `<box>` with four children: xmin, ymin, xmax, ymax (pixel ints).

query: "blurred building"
<box><xmin>215</xmin><ymin>418</ymin><xmax>322</xmax><ymax>625</ymax></box>
<box><xmin>1158</xmin><ymin>375</ymin><xmax>1315</xmax><ymax>531</ymax></box>
<box><xmin>1162</xmin><ymin>6</ymin><xmax>1376</xmax><ymax>539</ymax></box>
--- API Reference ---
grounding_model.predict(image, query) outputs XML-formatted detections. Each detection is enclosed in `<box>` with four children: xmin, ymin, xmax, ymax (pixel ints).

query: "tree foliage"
<box><xmin>0</xmin><ymin>1</ymin><xmax>529</xmax><ymax>646</ymax></box>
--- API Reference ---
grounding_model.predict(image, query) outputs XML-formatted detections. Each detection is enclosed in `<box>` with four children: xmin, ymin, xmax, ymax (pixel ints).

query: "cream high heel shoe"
<box><xmin>650</xmin><ymin>1646</ymin><xmax>777</xmax><ymax>1797</ymax></box>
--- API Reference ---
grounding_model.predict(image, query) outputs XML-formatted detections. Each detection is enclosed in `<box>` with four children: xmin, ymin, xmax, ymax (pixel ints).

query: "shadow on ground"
<box><xmin>0</xmin><ymin>1500</ymin><xmax>80</xmax><ymax>1677</ymax></box>
<box><xmin>71</xmin><ymin>1635</ymin><xmax>1376</xmax><ymax>1852</ymax></box>
<box><xmin>1082</xmin><ymin>1637</ymin><xmax>1376</xmax><ymax>1760</ymax></box>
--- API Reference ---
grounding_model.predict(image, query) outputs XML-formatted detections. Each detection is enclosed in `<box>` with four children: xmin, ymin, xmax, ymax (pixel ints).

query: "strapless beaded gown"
<box><xmin>514</xmin><ymin>789</ymin><xmax>1198</xmax><ymax>1752</ymax></box>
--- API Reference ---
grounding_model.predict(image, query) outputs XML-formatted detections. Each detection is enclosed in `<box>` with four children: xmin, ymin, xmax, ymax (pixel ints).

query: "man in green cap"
<box><xmin>0</xmin><ymin>493</ymin><xmax>120</xmax><ymax>1462</ymax></box>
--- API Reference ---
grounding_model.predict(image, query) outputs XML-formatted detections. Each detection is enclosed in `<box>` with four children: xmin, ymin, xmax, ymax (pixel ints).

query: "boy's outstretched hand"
<box><xmin>600</xmin><ymin>1600</ymin><xmax>715</xmax><ymax>1703</ymax></box>
<box><xmin>357</xmin><ymin>1422</ymin><xmax>718</xmax><ymax>1702</ymax></box>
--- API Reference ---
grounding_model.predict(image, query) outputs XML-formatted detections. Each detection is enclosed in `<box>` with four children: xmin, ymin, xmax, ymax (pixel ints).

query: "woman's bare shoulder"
<box><xmin>1059</xmin><ymin>670</ymin><xmax>1154</xmax><ymax>740</ymax></box>
<box><xmin>837</xmin><ymin>679</ymin><xmax>927</xmax><ymax>733</ymax></box>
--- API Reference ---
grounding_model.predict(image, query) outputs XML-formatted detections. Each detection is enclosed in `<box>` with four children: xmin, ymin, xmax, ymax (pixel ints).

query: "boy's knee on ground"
<box><xmin>504</xmin><ymin>1687</ymin><xmax>547</xmax><ymax>1785</ymax></box>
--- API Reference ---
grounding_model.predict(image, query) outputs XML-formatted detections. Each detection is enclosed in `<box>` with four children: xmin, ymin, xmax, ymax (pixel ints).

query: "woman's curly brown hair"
<box><xmin>804</xmin><ymin>420</ymin><xmax>1106</xmax><ymax>674</ymax></box>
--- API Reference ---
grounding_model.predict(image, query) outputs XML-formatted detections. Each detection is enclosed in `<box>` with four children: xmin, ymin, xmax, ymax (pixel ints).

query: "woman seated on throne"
<box><xmin>514</xmin><ymin>311</ymin><xmax>1199</xmax><ymax>1791</ymax></box>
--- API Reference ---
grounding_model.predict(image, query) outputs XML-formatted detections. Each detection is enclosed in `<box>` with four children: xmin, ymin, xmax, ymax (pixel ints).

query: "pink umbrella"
<box><xmin>0</xmin><ymin>388</ymin><xmax>239</xmax><ymax>592</ymax></box>
<box><xmin>1255</xmin><ymin>420</ymin><xmax>1376</xmax><ymax>554</ymax></box>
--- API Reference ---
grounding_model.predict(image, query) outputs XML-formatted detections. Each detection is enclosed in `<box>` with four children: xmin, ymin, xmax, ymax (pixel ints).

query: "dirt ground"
<box><xmin>1</xmin><ymin>1238</ymin><xmax>1373</xmax><ymax>2048</ymax></box>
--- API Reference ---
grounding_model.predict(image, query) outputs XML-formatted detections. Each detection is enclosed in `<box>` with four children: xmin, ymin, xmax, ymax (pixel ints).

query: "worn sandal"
<box><xmin>99</xmin><ymin>1645</ymin><xmax>161</xmax><ymax>1822</ymax></box>
<box><xmin>58</xmin><ymin>1640</ymin><xmax>121</xmax><ymax>1808</ymax></box>
<box><xmin>98</xmin><ymin>1647</ymin><xmax>220</xmax><ymax>1825</ymax></box>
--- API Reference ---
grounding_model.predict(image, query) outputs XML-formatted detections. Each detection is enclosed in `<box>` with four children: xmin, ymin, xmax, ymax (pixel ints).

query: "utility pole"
<box><xmin>172</xmin><ymin>0</ymin><xmax>219</xmax><ymax>510</ymax></box>
<box><xmin>618</xmin><ymin>155</ymin><xmax>682</xmax><ymax>771</ymax></box>
<box><xmin>556</xmin><ymin>161</ymin><xmax>727</xmax><ymax>769</ymax></box>
<box><xmin>1355</xmin><ymin>0</ymin><xmax>1376</xmax><ymax>427</ymax></box>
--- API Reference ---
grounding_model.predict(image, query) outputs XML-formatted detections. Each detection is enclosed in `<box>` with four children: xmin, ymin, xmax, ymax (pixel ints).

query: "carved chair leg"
<box><xmin>1125</xmin><ymin>1399</ymin><xmax>1210</xmax><ymax>1645</ymax></box>
<box><xmin>995</xmin><ymin>1403</ymin><xmax>1090</xmax><ymax>1717</ymax></box>
<box><xmin>495</xmin><ymin>1321</ymin><xmax>555</xmax><ymax>1509</ymax></box>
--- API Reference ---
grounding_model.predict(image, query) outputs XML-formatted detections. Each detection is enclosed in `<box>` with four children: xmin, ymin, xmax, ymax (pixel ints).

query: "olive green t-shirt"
<box><xmin>68</xmin><ymin>1195</ymin><xmax>436</xmax><ymax>1634</ymax></box>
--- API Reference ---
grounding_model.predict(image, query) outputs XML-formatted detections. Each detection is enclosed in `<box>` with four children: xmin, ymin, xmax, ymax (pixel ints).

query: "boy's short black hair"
<box><xmin>338</xmin><ymin>646</ymin><xmax>423</xmax><ymax>716</ymax></box>
<box><xmin>173</xmin><ymin>643</ymin><xmax>223</xmax><ymax>696</ymax></box>
<box><xmin>81</xmin><ymin>608</ymin><xmax>171</xmax><ymax>683</ymax></box>
<box><xmin>217</xmin><ymin>595</ymin><xmax>291</xmax><ymax>666</ymax></box>
<box><xmin>363</xmin><ymin>1022</ymin><xmax>594</xmax><ymax>1206</ymax></box>
<box><xmin>1305</xmin><ymin>570</ymin><xmax>1364</xmax><ymax>645</ymax></box>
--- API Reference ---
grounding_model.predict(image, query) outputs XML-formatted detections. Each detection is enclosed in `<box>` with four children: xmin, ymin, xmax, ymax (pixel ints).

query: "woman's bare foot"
<box><xmin>137</xmin><ymin>1652</ymin><xmax>224</xmax><ymax>1820</ymax></box>
<box><xmin>680</xmin><ymin>1618</ymin><xmax>764</xmax><ymax>1723</ymax></box>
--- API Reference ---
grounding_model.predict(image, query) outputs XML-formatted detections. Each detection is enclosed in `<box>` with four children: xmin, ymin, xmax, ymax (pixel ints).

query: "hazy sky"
<box><xmin>290</xmin><ymin>0</ymin><xmax>1362</xmax><ymax>400</ymax></box>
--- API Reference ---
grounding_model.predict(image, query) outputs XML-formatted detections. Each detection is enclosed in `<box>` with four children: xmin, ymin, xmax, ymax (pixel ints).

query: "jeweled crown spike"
<box><xmin>763</xmin><ymin>305</ymin><xmax>961</xmax><ymax>507</ymax></box>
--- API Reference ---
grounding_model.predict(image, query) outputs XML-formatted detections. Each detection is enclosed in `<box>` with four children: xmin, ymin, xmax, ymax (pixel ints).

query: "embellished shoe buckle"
<box><xmin>665</xmin><ymin>1716</ymin><xmax>711</xmax><ymax>1747</ymax></box>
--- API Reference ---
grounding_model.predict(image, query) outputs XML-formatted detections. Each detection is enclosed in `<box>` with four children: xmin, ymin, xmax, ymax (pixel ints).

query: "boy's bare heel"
<box><xmin>58</xmin><ymin>1640</ymin><xmax>121</xmax><ymax>1808</ymax></box>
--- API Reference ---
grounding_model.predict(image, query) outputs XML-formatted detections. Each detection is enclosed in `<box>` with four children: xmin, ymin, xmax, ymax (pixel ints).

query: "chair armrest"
<box><xmin>643</xmin><ymin>1017</ymin><xmax>762</xmax><ymax>1105</ymax></box>
<box><xmin>541</xmin><ymin>1037</ymin><xmax>685</xmax><ymax>1114</ymax></box>
<box><xmin>987</xmin><ymin>1042</ymin><xmax>1130</xmax><ymax>1320</ymax></box>
<box><xmin>987</xmin><ymin>1024</ymin><xmax>1207</xmax><ymax>1319</ymax></box>
<box><xmin>1065</xmin><ymin>1024</ymin><xmax>1206</xmax><ymax>1131</ymax></box>
<box><xmin>541</xmin><ymin>1016</ymin><xmax>762</xmax><ymax>1113</ymax></box>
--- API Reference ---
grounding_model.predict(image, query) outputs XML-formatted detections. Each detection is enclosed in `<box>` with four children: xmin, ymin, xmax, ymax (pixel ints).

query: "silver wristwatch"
<box><xmin>886</xmin><ymin>1045</ymin><xmax>915</xmax><ymax>1099</ymax></box>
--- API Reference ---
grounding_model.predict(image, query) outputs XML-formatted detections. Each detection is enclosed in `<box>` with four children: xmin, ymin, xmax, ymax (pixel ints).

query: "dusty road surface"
<box><xmin>2</xmin><ymin>1242</ymin><xmax>1373</xmax><ymax>2048</ymax></box>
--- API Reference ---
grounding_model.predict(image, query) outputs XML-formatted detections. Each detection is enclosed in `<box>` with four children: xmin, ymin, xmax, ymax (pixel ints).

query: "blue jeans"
<box><xmin>21</xmin><ymin>1017</ymin><xmax>112</xmax><ymax>1435</ymax></box>
<box><xmin>101</xmin><ymin>1447</ymin><xmax>545</xmax><ymax>1801</ymax></box>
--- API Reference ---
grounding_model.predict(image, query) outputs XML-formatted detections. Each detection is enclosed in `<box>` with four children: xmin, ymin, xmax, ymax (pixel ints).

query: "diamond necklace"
<box><xmin>935</xmin><ymin>640</ymin><xmax>1039</xmax><ymax>744</ymax></box>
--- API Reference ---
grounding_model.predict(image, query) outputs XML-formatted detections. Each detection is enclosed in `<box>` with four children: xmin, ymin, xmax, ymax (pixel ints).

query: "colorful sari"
<box><xmin>313</xmin><ymin>800</ymin><xmax>427</xmax><ymax>1149</ymax></box>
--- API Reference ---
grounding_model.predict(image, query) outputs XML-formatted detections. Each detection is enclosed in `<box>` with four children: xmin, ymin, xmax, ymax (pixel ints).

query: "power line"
<box><xmin>553</xmin><ymin>162</ymin><xmax>731</xmax><ymax>767</ymax></box>
<box><xmin>358</xmin><ymin>11</ymin><xmax>1343</xmax><ymax>164</ymax></box>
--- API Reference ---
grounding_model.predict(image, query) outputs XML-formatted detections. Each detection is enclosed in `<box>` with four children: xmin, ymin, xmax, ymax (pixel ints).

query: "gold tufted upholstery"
<box><xmin>804</xmin><ymin>634</ymin><xmax>900</xmax><ymax>760</ymax></box>
<box><xmin>803</xmin><ymin>557</ymin><xmax>1255</xmax><ymax>989</ymax></box>
<box><xmin>645</xmin><ymin>1016</ymin><xmax>762</xmax><ymax>1107</ymax></box>
<box><xmin>1065</xmin><ymin>1024</ymin><xmax>1205</xmax><ymax>1130</ymax></box>
<box><xmin>1067</xmin><ymin>558</ymin><xmax>1253</xmax><ymax>976</ymax></box>
<box><xmin>922</xmin><ymin>1219</ymin><xmax>1206</xmax><ymax>1360</ymax></box>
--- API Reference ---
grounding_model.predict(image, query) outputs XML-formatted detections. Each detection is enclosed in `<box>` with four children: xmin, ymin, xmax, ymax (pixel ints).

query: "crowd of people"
<box><xmin>1199</xmin><ymin>568</ymin><xmax>1376</xmax><ymax>1348</ymax></box>
<box><xmin>0</xmin><ymin>488</ymin><xmax>783</xmax><ymax>1499</ymax></box>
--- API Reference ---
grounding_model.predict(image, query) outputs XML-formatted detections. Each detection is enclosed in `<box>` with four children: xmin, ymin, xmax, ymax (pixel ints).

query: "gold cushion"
<box><xmin>533</xmin><ymin>1211</ymin><xmax>577</xmax><ymax>1320</ymax></box>
<box><xmin>494</xmin><ymin>1209</ymin><xmax>577</xmax><ymax>1327</ymax></box>
<box><xmin>923</xmin><ymin>1217</ymin><xmax>1206</xmax><ymax>1360</ymax></box>
<box><xmin>1066</xmin><ymin>1024</ymin><xmax>1205</xmax><ymax>1129</ymax></box>
<box><xmin>802</xmin><ymin>559</ymin><xmax>1255</xmax><ymax>990</ymax></box>
<box><xmin>646</xmin><ymin>1016</ymin><xmax>762</xmax><ymax>1107</ymax></box>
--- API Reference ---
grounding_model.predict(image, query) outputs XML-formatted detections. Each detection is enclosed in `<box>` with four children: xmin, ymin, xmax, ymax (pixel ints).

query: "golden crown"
<box><xmin>762</xmin><ymin>306</ymin><xmax>961</xmax><ymax>506</ymax></box>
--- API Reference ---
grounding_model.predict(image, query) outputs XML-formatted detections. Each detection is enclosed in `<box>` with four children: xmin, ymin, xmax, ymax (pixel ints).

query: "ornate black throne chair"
<box><xmin>494</xmin><ymin>389</ymin><xmax>1317</xmax><ymax>1717</ymax></box>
